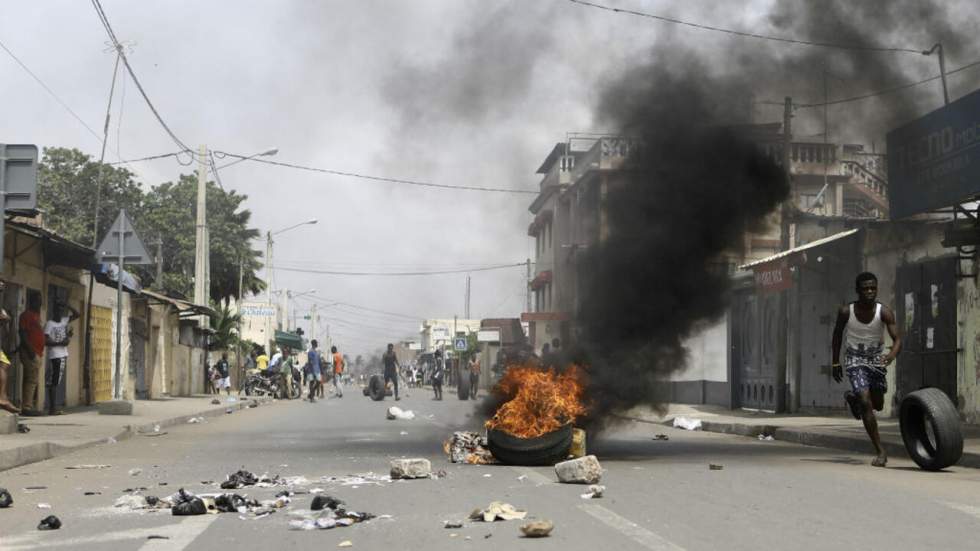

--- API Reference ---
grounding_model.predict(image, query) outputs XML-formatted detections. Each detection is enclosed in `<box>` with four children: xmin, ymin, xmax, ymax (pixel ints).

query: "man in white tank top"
<box><xmin>831</xmin><ymin>272</ymin><xmax>902</xmax><ymax>467</ymax></box>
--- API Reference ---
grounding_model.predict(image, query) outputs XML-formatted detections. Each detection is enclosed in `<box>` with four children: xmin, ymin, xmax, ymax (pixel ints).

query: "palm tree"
<box><xmin>209</xmin><ymin>302</ymin><xmax>241</xmax><ymax>351</ymax></box>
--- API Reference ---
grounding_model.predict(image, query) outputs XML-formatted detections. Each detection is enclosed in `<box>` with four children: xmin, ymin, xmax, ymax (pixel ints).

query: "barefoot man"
<box><xmin>832</xmin><ymin>271</ymin><xmax>901</xmax><ymax>467</ymax></box>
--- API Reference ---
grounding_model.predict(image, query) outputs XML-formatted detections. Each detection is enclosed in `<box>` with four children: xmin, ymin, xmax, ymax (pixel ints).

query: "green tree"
<box><xmin>209</xmin><ymin>302</ymin><xmax>241</xmax><ymax>351</ymax></box>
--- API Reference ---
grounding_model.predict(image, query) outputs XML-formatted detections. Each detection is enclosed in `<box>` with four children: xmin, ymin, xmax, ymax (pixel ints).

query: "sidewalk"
<box><xmin>619</xmin><ymin>404</ymin><xmax>980</xmax><ymax>469</ymax></box>
<box><xmin>0</xmin><ymin>394</ymin><xmax>269</xmax><ymax>472</ymax></box>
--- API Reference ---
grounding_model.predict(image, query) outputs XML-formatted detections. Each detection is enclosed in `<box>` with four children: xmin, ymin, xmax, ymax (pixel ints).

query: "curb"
<box><xmin>622</xmin><ymin>414</ymin><xmax>980</xmax><ymax>470</ymax></box>
<box><xmin>0</xmin><ymin>397</ymin><xmax>272</xmax><ymax>472</ymax></box>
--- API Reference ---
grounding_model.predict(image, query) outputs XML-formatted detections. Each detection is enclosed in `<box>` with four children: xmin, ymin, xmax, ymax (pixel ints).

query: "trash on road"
<box><xmin>17</xmin><ymin>423</ymin><xmax>29</xmax><ymax>433</ymax></box>
<box><xmin>287</xmin><ymin>500</ymin><xmax>377</xmax><ymax>531</ymax></box>
<box><xmin>24</xmin><ymin>486</ymin><xmax>47</xmax><ymax>491</ymax></box>
<box><xmin>215</xmin><ymin>493</ymin><xmax>247</xmax><ymax>513</ymax></box>
<box><xmin>221</xmin><ymin>469</ymin><xmax>260</xmax><ymax>489</ymax></box>
<box><xmin>128</xmin><ymin>468</ymin><xmax>143</xmax><ymax>476</ymax></box>
<box><xmin>757</xmin><ymin>434</ymin><xmax>774</xmax><ymax>441</ymax></box>
<box><xmin>709</xmin><ymin>464</ymin><xmax>724</xmax><ymax>471</ymax></box>
<box><xmin>146</xmin><ymin>535</ymin><xmax>170</xmax><ymax>540</ymax></box>
<box><xmin>569</xmin><ymin>428</ymin><xmax>587</xmax><ymax>458</ymax></box>
<box><xmin>445</xmin><ymin>431</ymin><xmax>497</xmax><ymax>465</ymax></box>
<box><xmin>653</xmin><ymin>434</ymin><xmax>670</xmax><ymax>441</ymax></box>
<box><xmin>225</xmin><ymin>408</ymin><xmax>233</xmax><ymax>414</ymax></box>
<box><xmin>114</xmin><ymin>494</ymin><xmax>148</xmax><ymax>510</ymax></box>
<box><xmin>338</xmin><ymin>541</ymin><xmax>352</xmax><ymax>548</ymax></box>
<box><xmin>84</xmin><ymin>491</ymin><xmax>101</xmax><ymax>496</ymax></box>
<box><xmin>248</xmin><ymin>401</ymin><xmax>259</xmax><ymax>408</ymax></box>
<box><xmin>390</xmin><ymin>458</ymin><xmax>431</xmax><ymax>479</ymax></box>
<box><xmin>555</xmin><ymin>455</ymin><xmax>602</xmax><ymax>484</ymax></box>
<box><xmin>38</xmin><ymin>515</ymin><xmax>62</xmax><ymax>530</ymax></box>
<box><xmin>188</xmin><ymin>417</ymin><xmax>205</xmax><ymax>424</ymax></box>
<box><xmin>66</xmin><ymin>464</ymin><xmax>111</xmax><ymax>470</ymax></box>
<box><xmin>321</xmin><ymin>473</ymin><xmax>392</xmax><ymax>487</ymax></box>
<box><xmin>386</xmin><ymin>406</ymin><xmax>415</xmax><ymax>420</ymax></box>
<box><xmin>520</xmin><ymin>520</ymin><xmax>554</xmax><ymax>538</ymax></box>
<box><xmin>171</xmin><ymin>489</ymin><xmax>207</xmax><ymax>516</ymax></box>
<box><xmin>580</xmin><ymin>484</ymin><xmax>605</xmax><ymax>499</ymax></box>
<box><xmin>469</xmin><ymin>501</ymin><xmax>527</xmax><ymax>522</ymax></box>
<box><xmin>311</xmin><ymin>495</ymin><xmax>344</xmax><ymax>511</ymax></box>
<box><xmin>672</xmin><ymin>417</ymin><xmax>703</xmax><ymax>431</ymax></box>
<box><xmin>2</xmin><ymin>489</ymin><xmax>18</xmax><ymax>507</ymax></box>
<box><xmin>211</xmin><ymin>399</ymin><xmax>221</xmax><ymax>405</ymax></box>
<box><xmin>444</xmin><ymin>520</ymin><xmax>463</xmax><ymax>529</ymax></box>
<box><xmin>36</xmin><ymin>503</ymin><xmax>51</xmax><ymax>509</ymax></box>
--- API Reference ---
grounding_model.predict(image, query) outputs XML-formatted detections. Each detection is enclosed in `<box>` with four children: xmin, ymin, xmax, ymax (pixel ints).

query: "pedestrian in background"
<box><xmin>0</xmin><ymin>280</ymin><xmax>18</xmax><ymax>414</ymax></box>
<box><xmin>307</xmin><ymin>340</ymin><xmax>322</xmax><ymax>403</ymax></box>
<box><xmin>332</xmin><ymin>345</ymin><xmax>344</xmax><ymax>398</ymax></box>
<box><xmin>468</xmin><ymin>354</ymin><xmax>481</xmax><ymax>399</ymax></box>
<box><xmin>255</xmin><ymin>348</ymin><xmax>269</xmax><ymax>373</ymax></box>
<box><xmin>432</xmin><ymin>349</ymin><xmax>444</xmax><ymax>400</ymax></box>
<box><xmin>17</xmin><ymin>291</ymin><xmax>44</xmax><ymax>415</ymax></box>
<box><xmin>215</xmin><ymin>352</ymin><xmax>232</xmax><ymax>397</ymax></box>
<box><xmin>44</xmin><ymin>301</ymin><xmax>78</xmax><ymax>415</ymax></box>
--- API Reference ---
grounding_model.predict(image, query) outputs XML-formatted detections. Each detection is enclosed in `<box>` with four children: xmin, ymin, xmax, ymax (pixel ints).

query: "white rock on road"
<box><xmin>555</xmin><ymin>455</ymin><xmax>602</xmax><ymax>484</ymax></box>
<box><xmin>390</xmin><ymin>458</ymin><xmax>432</xmax><ymax>479</ymax></box>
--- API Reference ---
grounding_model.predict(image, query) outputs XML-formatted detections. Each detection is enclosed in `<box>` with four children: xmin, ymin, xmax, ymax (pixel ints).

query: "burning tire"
<box><xmin>368</xmin><ymin>375</ymin><xmax>386</xmax><ymax>401</ymax></box>
<box><xmin>899</xmin><ymin>388</ymin><xmax>963</xmax><ymax>471</ymax></box>
<box><xmin>487</xmin><ymin>424</ymin><xmax>573</xmax><ymax>466</ymax></box>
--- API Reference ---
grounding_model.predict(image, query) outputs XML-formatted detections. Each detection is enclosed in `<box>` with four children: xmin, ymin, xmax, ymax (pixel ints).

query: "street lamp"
<box><xmin>213</xmin><ymin>147</ymin><xmax>279</xmax><ymax>171</ymax></box>
<box><xmin>287</xmin><ymin>289</ymin><xmax>317</xmax><ymax>330</ymax></box>
<box><xmin>265</xmin><ymin>218</ymin><xmax>318</xmax><ymax>302</ymax></box>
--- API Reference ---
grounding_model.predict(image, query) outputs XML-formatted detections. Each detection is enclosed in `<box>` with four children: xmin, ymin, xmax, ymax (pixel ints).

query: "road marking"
<box><xmin>510</xmin><ymin>466</ymin><xmax>553</xmax><ymax>485</ymax></box>
<box><xmin>578</xmin><ymin>503</ymin><xmax>687</xmax><ymax>551</ymax></box>
<box><xmin>2</xmin><ymin>514</ymin><xmax>219</xmax><ymax>550</ymax></box>
<box><xmin>942</xmin><ymin>501</ymin><xmax>980</xmax><ymax>521</ymax></box>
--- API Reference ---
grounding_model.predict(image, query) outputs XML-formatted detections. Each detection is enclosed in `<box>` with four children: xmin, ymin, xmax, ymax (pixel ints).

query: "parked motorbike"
<box><xmin>243</xmin><ymin>368</ymin><xmax>300</xmax><ymax>399</ymax></box>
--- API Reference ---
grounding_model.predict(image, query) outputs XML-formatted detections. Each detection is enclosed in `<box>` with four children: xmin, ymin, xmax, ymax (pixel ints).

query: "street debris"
<box><xmin>106</xmin><ymin>437</ymin><xmax>117</xmax><ymax>444</ymax></box>
<box><xmin>115</xmin><ymin>494</ymin><xmax>148</xmax><ymax>510</ymax></box>
<box><xmin>24</xmin><ymin>486</ymin><xmax>47</xmax><ymax>491</ymax></box>
<box><xmin>2</xmin><ymin>488</ymin><xmax>16</xmax><ymax>507</ymax></box>
<box><xmin>709</xmin><ymin>464</ymin><xmax>724</xmax><ymax>471</ymax></box>
<box><xmin>142</xmin><ymin>431</ymin><xmax>168</xmax><ymax>437</ymax></box>
<box><xmin>84</xmin><ymin>491</ymin><xmax>101</xmax><ymax>496</ymax></box>
<box><xmin>338</xmin><ymin>541</ymin><xmax>352</xmax><ymax>548</ymax></box>
<box><xmin>215</xmin><ymin>493</ymin><xmax>247</xmax><ymax>513</ymax></box>
<box><xmin>171</xmin><ymin>489</ymin><xmax>208</xmax><ymax>516</ymax></box>
<box><xmin>386</xmin><ymin>406</ymin><xmax>415</xmax><ymax>420</ymax></box>
<box><xmin>672</xmin><ymin>417</ymin><xmax>703</xmax><ymax>431</ymax></box>
<box><xmin>445</xmin><ymin>431</ymin><xmax>497</xmax><ymax>465</ymax></box>
<box><xmin>580</xmin><ymin>485</ymin><xmax>605</xmax><ymax>499</ymax></box>
<box><xmin>248</xmin><ymin>401</ymin><xmax>259</xmax><ymax>408</ymax></box>
<box><xmin>37</xmin><ymin>503</ymin><xmax>51</xmax><ymax>509</ymax></box>
<box><xmin>444</xmin><ymin>520</ymin><xmax>463</xmax><ymax>529</ymax></box>
<box><xmin>555</xmin><ymin>455</ymin><xmax>602</xmax><ymax>484</ymax></box>
<box><xmin>38</xmin><ymin>515</ymin><xmax>62</xmax><ymax>530</ymax></box>
<box><xmin>287</xmin><ymin>496</ymin><xmax>377</xmax><ymax>531</ymax></box>
<box><xmin>653</xmin><ymin>434</ymin><xmax>670</xmax><ymax>441</ymax></box>
<box><xmin>322</xmin><ymin>473</ymin><xmax>392</xmax><ymax>487</ymax></box>
<box><xmin>520</xmin><ymin>520</ymin><xmax>554</xmax><ymax>538</ymax></box>
<box><xmin>146</xmin><ymin>496</ymin><xmax>160</xmax><ymax>507</ymax></box>
<box><xmin>469</xmin><ymin>501</ymin><xmax>527</xmax><ymax>522</ymax></box>
<box><xmin>17</xmin><ymin>423</ymin><xmax>30</xmax><ymax>433</ymax></box>
<box><xmin>390</xmin><ymin>458</ymin><xmax>431</xmax><ymax>479</ymax></box>
<box><xmin>211</xmin><ymin>399</ymin><xmax>221</xmax><ymax>405</ymax></box>
<box><xmin>147</xmin><ymin>535</ymin><xmax>170</xmax><ymax>540</ymax></box>
<box><xmin>225</xmin><ymin>408</ymin><xmax>234</xmax><ymax>414</ymax></box>
<box><xmin>221</xmin><ymin>469</ymin><xmax>259</xmax><ymax>489</ymax></box>
<box><xmin>188</xmin><ymin>417</ymin><xmax>205</xmax><ymax>424</ymax></box>
<box><xmin>569</xmin><ymin>428</ymin><xmax>587</xmax><ymax>458</ymax></box>
<box><xmin>66</xmin><ymin>464</ymin><xmax>111</xmax><ymax>470</ymax></box>
<box><xmin>311</xmin><ymin>495</ymin><xmax>344</xmax><ymax>511</ymax></box>
<box><xmin>757</xmin><ymin>434</ymin><xmax>774</xmax><ymax>441</ymax></box>
<box><xmin>129</xmin><ymin>468</ymin><xmax>143</xmax><ymax>476</ymax></box>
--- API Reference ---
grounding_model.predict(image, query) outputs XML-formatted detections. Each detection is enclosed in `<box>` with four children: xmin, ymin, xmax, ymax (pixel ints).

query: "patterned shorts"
<box><xmin>845</xmin><ymin>353</ymin><xmax>887</xmax><ymax>394</ymax></box>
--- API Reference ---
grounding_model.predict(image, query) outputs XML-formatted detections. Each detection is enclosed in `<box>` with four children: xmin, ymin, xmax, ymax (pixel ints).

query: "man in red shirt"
<box><xmin>18</xmin><ymin>292</ymin><xmax>44</xmax><ymax>415</ymax></box>
<box><xmin>331</xmin><ymin>346</ymin><xmax>344</xmax><ymax>398</ymax></box>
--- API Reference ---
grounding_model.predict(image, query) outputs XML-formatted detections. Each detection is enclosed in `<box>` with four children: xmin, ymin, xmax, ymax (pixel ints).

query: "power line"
<box><xmin>274</xmin><ymin>262</ymin><xmax>526</xmax><ymax>277</ymax></box>
<box><xmin>0</xmin><ymin>38</ymin><xmax>105</xmax><ymax>144</ymax></box>
<box><xmin>90</xmin><ymin>0</ymin><xmax>194</xmax><ymax>154</ymax></box>
<box><xmin>302</xmin><ymin>295</ymin><xmax>420</xmax><ymax>321</ymax></box>
<box><xmin>566</xmin><ymin>0</ymin><xmax>922</xmax><ymax>54</ymax></box>
<box><xmin>107</xmin><ymin>150</ymin><xmax>194</xmax><ymax>165</ymax></box>
<box><xmin>214</xmin><ymin>151</ymin><xmax>537</xmax><ymax>195</ymax></box>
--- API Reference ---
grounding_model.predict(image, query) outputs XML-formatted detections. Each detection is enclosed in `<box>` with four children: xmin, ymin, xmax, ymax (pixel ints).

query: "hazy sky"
<box><xmin>3</xmin><ymin>0</ymin><xmax>978</xmax><ymax>357</ymax></box>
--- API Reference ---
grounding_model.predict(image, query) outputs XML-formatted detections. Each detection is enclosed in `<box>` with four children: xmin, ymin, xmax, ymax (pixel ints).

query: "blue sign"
<box><xmin>454</xmin><ymin>337</ymin><xmax>468</xmax><ymax>351</ymax></box>
<box><xmin>888</xmin><ymin>88</ymin><xmax>980</xmax><ymax>219</ymax></box>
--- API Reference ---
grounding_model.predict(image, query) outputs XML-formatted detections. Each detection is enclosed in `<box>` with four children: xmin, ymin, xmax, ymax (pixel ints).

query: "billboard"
<box><xmin>888</xmin><ymin>88</ymin><xmax>980</xmax><ymax>219</ymax></box>
<box><xmin>240</xmin><ymin>303</ymin><xmax>277</xmax><ymax>317</ymax></box>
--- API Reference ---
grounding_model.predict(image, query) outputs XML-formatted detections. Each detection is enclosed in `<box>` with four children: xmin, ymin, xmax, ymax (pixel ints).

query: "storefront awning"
<box><xmin>141</xmin><ymin>289</ymin><xmax>216</xmax><ymax>317</ymax></box>
<box><xmin>274</xmin><ymin>330</ymin><xmax>304</xmax><ymax>350</ymax></box>
<box><xmin>739</xmin><ymin>229</ymin><xmax>860</xmax><ymax>270</ymax></box>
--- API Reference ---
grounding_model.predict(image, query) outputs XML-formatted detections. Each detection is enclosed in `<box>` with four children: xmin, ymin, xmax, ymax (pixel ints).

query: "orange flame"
<box><xmin>485</xmin><ymin>365</ymin><xmax>588</xmax><ymax>439</ymax></box>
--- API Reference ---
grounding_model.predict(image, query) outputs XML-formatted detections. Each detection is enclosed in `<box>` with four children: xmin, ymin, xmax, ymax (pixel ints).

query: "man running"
<box><xmin>382</xmin><ymin>343</ymin><xmax>400</xmax><ymax>401</ymax></box>
<box><xmin>831</xmin><ymin>271</ymin><xmax>901</xmax><ymax>467</ymax></box>
<box><xmin>331</xmin><ymin>346</ymin><xmax>344</xmax><ymax>398</ymax></box>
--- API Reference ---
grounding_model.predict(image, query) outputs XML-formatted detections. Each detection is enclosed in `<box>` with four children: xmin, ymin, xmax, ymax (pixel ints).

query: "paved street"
<box><xmin>2</xmin><ymin>388</ymin><xmax>980</xmax><ymax>551</ymax></box>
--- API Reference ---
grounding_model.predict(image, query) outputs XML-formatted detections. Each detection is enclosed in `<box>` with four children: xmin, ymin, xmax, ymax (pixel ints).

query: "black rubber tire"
<box><xmin>362</xmin><ymin>386</ymin><xmax>370</xmax><ymax>396</ymax></box>
<box><xmin>368</xmin><ymin>375</ymin><xmax>386</xmax><ymax>401</ymax></box>
<box><xmin>899</xmin><ymin>387</ymin><xmax>963</xmax><ymax>471</ymax></box>
<box><xmin>487</xmin><ymin>425</ymin><xmax>573</xmax><ymax>466</ymax></box>
<box><xmin>457</xmin><ymin>375</ymin><xmax>470</xmax><ymax>400</ymax></box>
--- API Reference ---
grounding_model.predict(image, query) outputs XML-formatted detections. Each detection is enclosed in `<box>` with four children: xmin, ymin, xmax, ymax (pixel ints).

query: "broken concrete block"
<box><xmin>97</xmin><ymin>399</ymin><xmax>134</xmax><ymax>415</ymax></box>
<box><xmin>555</xmin><ymin>455</ymin><xmax>602</xmax><ymax>484</ymax></box>
<box><xmin>390</xmin><ymin>458</ymin><xmax>431</xmax><ymax>479</ymax></box>
<box><xmin>520</xmin><ymin>520</ymin><xmax>554</xmax><ymax>537</ymax></box>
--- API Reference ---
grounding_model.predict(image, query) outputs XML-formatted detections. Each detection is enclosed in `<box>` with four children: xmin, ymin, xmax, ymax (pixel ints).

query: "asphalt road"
<box><xmin>2</xmin><ymin>385</ymin><xmax>980</xmax><ymax>551</ymax></box>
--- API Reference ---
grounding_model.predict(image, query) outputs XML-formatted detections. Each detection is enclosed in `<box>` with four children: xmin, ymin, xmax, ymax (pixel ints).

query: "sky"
<box><xmin>3</xmin><ymin>0</ymin><xmax>979</xmax><ymax>357</ymax></box>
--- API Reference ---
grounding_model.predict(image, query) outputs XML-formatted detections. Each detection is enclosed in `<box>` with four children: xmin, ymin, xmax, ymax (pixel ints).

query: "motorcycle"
<box><xmin>243</xmin><ymin>367</ymin><xmax>301</xmax><ymax>400</ymax></box>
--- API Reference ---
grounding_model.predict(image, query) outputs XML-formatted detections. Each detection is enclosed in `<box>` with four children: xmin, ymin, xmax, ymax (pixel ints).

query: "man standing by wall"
<box><xmin>44</xmin><ymin>302</ymin><xmax>79</xmax><ymax>415</ymax></box>
<box><xmin>17</xmin><ymin>291</ymin><xmax>43</xmax><ymax>415</ymax></box>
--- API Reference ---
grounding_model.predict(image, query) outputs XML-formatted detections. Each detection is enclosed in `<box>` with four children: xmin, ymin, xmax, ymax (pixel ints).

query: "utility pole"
<box><xmin>465</xmin><ymin>275</ymin><xmax>471</xmax><ymax>319</ymax></box>
<box><xmin>525</xmin><ymin>258</ymin><xmax>532</xmax><ymax>312</ymax></box>
<box><xmin>237</xmin><ymin>257</ymin><xmax>244</xmax><ymax>377</ymax></box>
<box><xmin>924</xmin><ymin>43</ymin><xmax>950</xmax><ymax>106</ymax></box>
<box><xmin>778</xmin><ymin>97</ymin><xmax>793</xmax><ymax>413</ymax></box>
<box><xmin>154</xmin><ymin>238</ymin><xmax>163</xmax><ymax>285</ymax></box>
<box><xmin>311</xmin><ymin>303</ymin><xmax>318</xmax><ymax>343</ymax></box>
<box><xmin>193</xmin><ymin>144</ymin><xmax>208</xmax><ymax>311</ymax></box>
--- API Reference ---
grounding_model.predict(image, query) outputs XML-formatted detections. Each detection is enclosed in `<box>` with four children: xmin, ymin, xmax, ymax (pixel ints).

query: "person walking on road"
<box><xmin>432</xmin><ymin>349</ymin><xmax>444</xmax><ymax>400</ymax></box>
<box><xmin>831</xmin><ymin>271</ymin><xmax>902</xmax><ymax>468</ymax></box>
<box><xmin>44</xmin><ymin>301</ymin><xmax>79</xmax><ymax>415</ymax></box>
<box><xmin>331</xmin><ymin>345</ymin><xmax>344</xmax><ymax>398</ymax></box>
<box><xmin>307</xmin><ymin>340</ymin><xmax>322</xmax><ymax>403</ymax></box>
<box><xmin>215</xmin><ymin>352</ymin><xmax>232</xmax><ymax>397</ymax></box>
<box><xmin>468</xmin><ymin>354</ymin><xmax>481</xmax><ymax>399</ymax></box>
<box><xmin>381</xmin><ymin>343</ymin><xmax>400</xmax><ymax>401</ymax></box>
<box><xmin>17</xmin><ymin>290</ymin><xmax>44</xmax><ymax>415</ymax></box>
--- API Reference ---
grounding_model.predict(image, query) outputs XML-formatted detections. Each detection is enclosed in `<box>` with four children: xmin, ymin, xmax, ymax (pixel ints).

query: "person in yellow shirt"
<box><xmin>254</xmin><ymin>349</ymin><xmax>269</xmax><ymax>374</ymax></box>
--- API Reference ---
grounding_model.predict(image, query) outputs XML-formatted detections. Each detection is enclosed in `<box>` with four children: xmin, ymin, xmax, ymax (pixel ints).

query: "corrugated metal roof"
<box><xmin>739</xmin><ymin>228</ymin><xmax>860</xmax><ymax>270</ymax></box>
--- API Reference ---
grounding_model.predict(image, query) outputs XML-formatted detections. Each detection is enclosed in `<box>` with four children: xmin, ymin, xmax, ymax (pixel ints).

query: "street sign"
<box><xmin>97</xmin><ymin>209</ymin><xmax>153</xmax><ymax>265</ymax></box>
<box><xmin>887</xmin><ymin>88</ymin><xmax>980</xmax><ymax>219</ymax></box>
<box><xmin>0</xmin><ymin>144</ymin><xmax>39</xmax><ymax>273</ymax></box>
<box><xmin>454</xmin><ymin>337</ymin><xmax>468</xmax><ymax>351</ymax></box>
<box><xmin>477</xmin><ymin>329</ymin><xmax>500</xmax><ymax>343</ymax></box>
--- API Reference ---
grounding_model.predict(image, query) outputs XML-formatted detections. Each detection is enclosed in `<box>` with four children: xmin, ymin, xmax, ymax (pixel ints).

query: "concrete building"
<box><xmin>420</xmin><ymin>318</ymin><xmax>482</xmax><ymax>353</ymax></box>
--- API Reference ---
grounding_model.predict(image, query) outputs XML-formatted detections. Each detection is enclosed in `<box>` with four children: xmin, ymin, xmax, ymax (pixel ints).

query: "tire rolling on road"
<box><xmin>899</xmin><ymin>387</ymin><xmax>963</xmax><ymax>471</ymax></box>
<box><xmin>368</xmin><ymin>374</ymin><xmax>386</xmax><ymax>401</ymax></box>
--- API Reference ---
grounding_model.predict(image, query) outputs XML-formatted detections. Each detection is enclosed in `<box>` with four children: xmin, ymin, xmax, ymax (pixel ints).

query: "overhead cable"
<box><xmin>107</xmin><ymin>150</ymin><xmax>194</xmax><ymax>165</ymax></box>
<box><xmin>301</xmin><ymin>295</ymin><xmax>420</xmax><ymax>321</ymax></box>
<box><xmin>566</xmin><ymin>0</ymin><xmax>922</xmax><ymax>54</ymax></box>
<box><xmin>214</xmin><ymin>151</ymin><xmax>537</xmax><ymax>195</ymax></box>
<box><xmin>274</xmin><ymin>262</ymin><xmax>525</xmax><ymax>276</ymax></box>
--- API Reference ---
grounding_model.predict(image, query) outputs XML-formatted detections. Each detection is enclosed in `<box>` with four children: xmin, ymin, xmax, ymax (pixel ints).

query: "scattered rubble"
<box><xmin>84</xmin><ymin>491</ymin><xmax>101</xmax><ymax>496</ymax></box>
<box><xmin>311</xmin><ymin>495</ymin><xmax>344</xmax><ymax>511</ymax></box>
<box><xmin>211</xmin><ymin>399</ymin><xmax>221</xmax><ymax>405</ymax></box>
<box><xmin>66</xmin><ymin>464</ymin><xmax>111</xmax><ymax>470</ymax></box>
<box><xmin>673</xmin><ymin>417</ymin><xmax>702</xmax><ymax>431</ymax></box>
<box><xmin>338</xmin><ymin>541</ymin><xmax>352</xmax><ymax>548</ymax></box>
<box><xmin>520</xmin><ymin>520</ymin><xmax>554</xmax><ymax>538</ymax></box>
<box><xmin>390</xmin><ymin>458</ymin><xmax>431</xmax><ymax>479</ymax></box>
<box><xmin>386</xmin><ymin>406</ymin><xmax>415</xmax><ymax>420</ymax></box>
<box><xmin>469</xmin><ymin>501</ymin><xmax>527</xmax><ymax>522</ymax></box>
<box><xmin>171</xmin><ymin>489</ymin><xmax>208</xmax><ymax>516</ymax></box>
<box><xmin>24</xmin><ymin>486</ymin><xmax>47</xmax><ymax>491</ymax></box>
<box><xmin>37</xmin><ymin>515</ymin><xmax>62</xmax><ymax>530</ymax></box>
<box><xmin>580</xmin><ymin>485</ymin><xmax>605</xmax><ymax>499</ymax></box>
<box><xmin>709</xmin><ymin>464</ymin><xmax>724</xmax><ymax>471</ymax></box>
<box><xmin>288</xmin><ymin>497</ymin><xmax>377</xmax><ymax>531</ymax></box>
<box><xmin>445</xmin><ymin>431</ymin><xmax>497</xmax><ymax>465</ymax></box>
<box><xmin>444</xmin><ymin>521</ymin><xmax>463</xmax><ymax>529</ymax></box>
<box><xmin>248</xmin><ymin>401</ymin><xmax>259</xmax><ymax>408</ymax></box>
<box><xmin>221</xmin><ymin>469</ymin><xmax>260</xmax><ymax>489</ymax></box>
<box><xmin>115</xmin><ymin>494</ymin><xmax>148</xmax><ymax>510</ymax></box>
<box><xmin>555</xmin><ymin>455</ymin><xmax>602</xmax><ymax>484</ymax></box>
<box><xmin>147</xmin><ymin>535</ymin><xmax>170</xmax><ymax>540</ymax></box>
<box><xmin>225</xmin><ymin>408</ymin><xmax>234</xmax><ymax>414</ymax></box>
<box><xmin>0</xmin><ymin>488</ymin><xmax>13</xmax><ymax>508</ymax></box>
<box><xmin>129</xmin><ymin>468</ymin><xmax>143</xmax><ymax>477</ymax></box>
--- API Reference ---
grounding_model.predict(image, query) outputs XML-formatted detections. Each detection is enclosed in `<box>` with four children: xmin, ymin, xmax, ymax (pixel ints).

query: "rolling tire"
<box><xmin>899</xmin><ymin>387</ymin><xmax>963</xmax><ymax>471</ymax></box>
<box><xmin>487</xmin><ymin>425</ymin><xmax>573</xmax><ymax>466</ymax></box>
<box><xmin>457</xmin><ymin>374</ymin><xmax>470</xmax><ymax>401</ymax></box>
<box><xmin>368</xmin><ymin>375</ymin><xmax>386</xmax><ymax>401</ymax></box>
